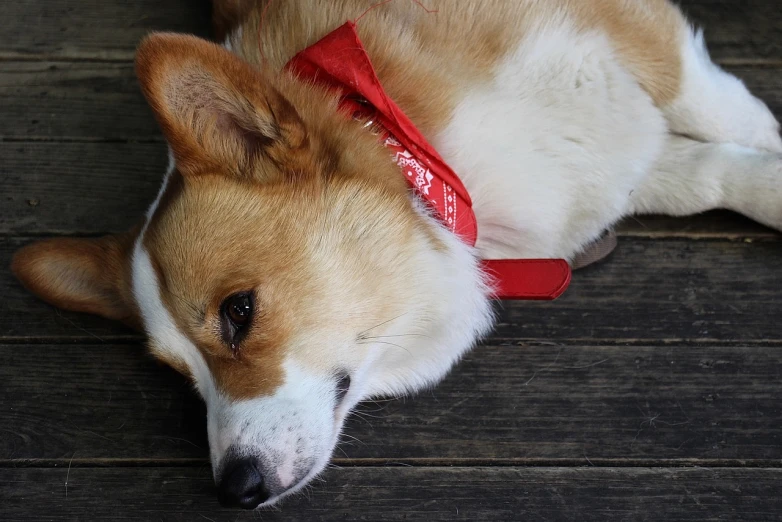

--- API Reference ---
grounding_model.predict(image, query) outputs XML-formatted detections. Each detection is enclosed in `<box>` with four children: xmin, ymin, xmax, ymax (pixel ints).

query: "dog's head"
<box><xmin>11</xmin><ymin>34</ymin><xmax>493</xmax><ymax>509</ymax></box>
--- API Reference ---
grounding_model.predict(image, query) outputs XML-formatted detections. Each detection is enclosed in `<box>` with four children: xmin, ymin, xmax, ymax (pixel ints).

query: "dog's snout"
<box><xmin>217</xmin><ymin>458</ymin><xmax>270</xmax><ymax>509</ymax></box>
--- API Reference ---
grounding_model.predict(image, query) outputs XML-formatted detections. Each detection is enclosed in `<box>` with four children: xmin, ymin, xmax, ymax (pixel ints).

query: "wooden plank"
<box><xmin>0</xmin><ymin>146</ymin><xmax>778</xmax><ymax>242</ymax></box>
<box><xmin>3</xmin><ymin>236</ymin><xmax>782</xmax><ymax>343</ymax></box>
<box><xmin>618</xmin><ymin>211</ymin><xmax>777</xmax><ymax>239</ymax></box>
<box><xmin>1</xmin><ymin>67</ymin><xmax>781</xmax><ymax>238</ymax></box>
<box><xmin>2</xmin><ymin>341</ymin><xmax>782</xmax><ymax>461</ymax></box>
<box><xmin>2</xmin><ymin>134</ymin><xmax>773</xmax><ymax>239</ymax></box>
<box><xmin>1</xmin><ymin>61</ymin><xmax>780</xmax><ymax>140</ymax></box>
<box><xmin>0</xmin><ymin>0</ymin><xmax>780</xmax><ymax>62</ymax></box>
<box><xmin>0</xmin><ymin>139</ymin><xmax>781</xmax><ymax>243</ymax></box>
<box><xmin>0</xmin><ymin>0</ymin><xmax>211</xmax><ymax>60</ymax></box>
<box><xmin>680</xmin><ymin>0</ymin><xmax>782</xmax><ymax>64</ymax></box>
<box><xmin>493</xmin><ymin>236</ymin><xmax>782</xmax><ymax>343</ymax></box>
<box><xmin>0</xmin><ymin>62</ymin><xmax>159</xmax><ymax>140</ymax></box>
<box><xmin>0</xmin><ymin>142</ymin><xmax>165</xmax><ymax>236</ymax></box>
<box><xmin>1</xmin><ymin>466</ymin><xmax>780</xmax><ymax>521</ymax></box>
<box><xmin>492</xmin><ymin>237</ymin><xmax>782</xmax><ymax>343</ymax></box>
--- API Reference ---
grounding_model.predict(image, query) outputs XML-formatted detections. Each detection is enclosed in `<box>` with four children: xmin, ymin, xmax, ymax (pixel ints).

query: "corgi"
<box><xmin>11</xmin><ymin>0</ymin><xmax>782</xmax><ymax>510</ymax></box>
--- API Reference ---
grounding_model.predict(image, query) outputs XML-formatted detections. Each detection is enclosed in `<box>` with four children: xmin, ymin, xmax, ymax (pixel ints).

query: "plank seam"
<box><xmin>5</xmin><ymin>337</ymin><xmax>782</xmax><ymax>346</ymax></box>
<box><xmin>2</xmin><ymin>458</ymin><xmax>781</xmax><ymax>469</ymax></box>
<box><xmin>1</xmin><ymin>53</ymin><xmax>780</xmax><ymax>67</ymax></box>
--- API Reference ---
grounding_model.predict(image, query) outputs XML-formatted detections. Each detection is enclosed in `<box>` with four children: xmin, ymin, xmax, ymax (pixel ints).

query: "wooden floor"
<box><xmin>2</xmin><ymin>1</ymin><xmax>782</xmax><ymax>520</ymax></box>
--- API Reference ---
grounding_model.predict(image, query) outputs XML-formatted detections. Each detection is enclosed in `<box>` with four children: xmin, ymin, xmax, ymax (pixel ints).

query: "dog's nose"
<box><xmin>217</xmin><ymin>458</ymin><xmax>270</xmax><ymax>509</ymax></box>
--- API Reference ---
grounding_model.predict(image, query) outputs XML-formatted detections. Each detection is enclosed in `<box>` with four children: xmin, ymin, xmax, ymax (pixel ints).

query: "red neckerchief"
<box><xmin>286</xmin><ymin>22</ymin><xmax>571</xmax><ymax>300</ymax></box>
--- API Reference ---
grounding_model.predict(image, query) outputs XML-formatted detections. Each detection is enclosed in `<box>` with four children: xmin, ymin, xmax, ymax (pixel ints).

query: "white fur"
<box><xmin>132</xmin><ymin>239</ymin><xmax>343</xmax><ymax>506</ymax></box>
<box><xmin>209</xmin><ymin>362</ymin><xmax>340</xmax><ymax>504</ymax></box>
<box><xmin>131</xmin><ymin>243</ymin><xmax>216</xmax><ymax>403</ymax></box>
<box><xmin>436</xmin><ymin>18</ymin><xmax>782</xmax><ymax>262</ymax></box>
<box><xmin>664</xmin><ymin>28</ymin><xmax>782</xmax><ymax>153</ymax></box>
<box><xmin>222</xmin><ymin>25</ymin><xmax>242</xmax><ymax>54</ymax></box>
<box><xmin>355</xmin><ymin>201</ymin><xmax>494</xmax><ymax>399</ymax></box>
<box><xmin>131</xmin><ymin>149</ymin><xmax>493</xmax><ymax>510</ymax></box>
<box><xmin>434</xmin><ymin>22</ymin><xmax>666</xmax><ymax>261</ymax></box>
<box><xmin>130</xmin><ymin>9</ymin><xmax>782</xmax><ymax>509</ymax></box>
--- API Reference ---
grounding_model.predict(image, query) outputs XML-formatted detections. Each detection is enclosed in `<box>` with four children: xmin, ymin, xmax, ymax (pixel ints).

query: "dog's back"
<box><xmin>219</xmin><ymin>0</ymin><xmax>781</xmax><ymax>259</ymax></box>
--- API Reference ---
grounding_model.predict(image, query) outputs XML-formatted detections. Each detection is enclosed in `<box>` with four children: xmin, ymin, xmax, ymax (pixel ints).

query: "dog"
<box><xmin>11</xmin><ymin>0</ymin><xmax>782</xmax><ymax>510</ymax></box>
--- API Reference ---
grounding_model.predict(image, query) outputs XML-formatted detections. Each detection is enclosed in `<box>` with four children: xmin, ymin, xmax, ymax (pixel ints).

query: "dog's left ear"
<box><xmin>135</xmin><ymin>32</ymin><xmax>308</xmax><ymax>179</ymax></box>
<box><xmin>11</xmin><ymin>231</ymin><xmax>140</xmax><ymax>329</ymax></box>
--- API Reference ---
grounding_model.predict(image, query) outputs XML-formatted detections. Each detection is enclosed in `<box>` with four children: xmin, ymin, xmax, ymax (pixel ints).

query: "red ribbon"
<box><xmin>286</xmin><ymin>22</ymin><xmax>571</xmax><ymax>300</ymax></box>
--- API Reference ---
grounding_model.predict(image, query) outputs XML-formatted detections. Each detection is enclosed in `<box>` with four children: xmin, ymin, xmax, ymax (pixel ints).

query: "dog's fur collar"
<box><xmin>287</xmin><ymin>21</ymin><xmax>571</xmax><ymax>300</ymax></box>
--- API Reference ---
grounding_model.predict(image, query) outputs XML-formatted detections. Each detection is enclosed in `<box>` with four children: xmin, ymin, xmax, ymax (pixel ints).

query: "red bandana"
<box><xmin>286</xmin><ymin>22</ymin><xmax>571</xmax><ymax>300</ymax></box>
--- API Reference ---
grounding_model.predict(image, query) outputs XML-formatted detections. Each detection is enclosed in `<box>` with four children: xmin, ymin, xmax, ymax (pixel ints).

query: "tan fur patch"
<box><xmin>570</xmin><ymin>0</ymin><xmax>685</xmax><ymax>106</ymax></box>
<box><xmin>224</xmin><ymin>0</ymin><xmax>684</xmax><ymax>134</ymax></box>
<box><xmin>141</xmin><ymin>1</ymin><xmax>687</xmax><ymax>397</ymax></box>
<box><xmin>142</xmin><ymin>175</ymin><xmax>428</xmax><ymax>400</ymax></box>
<box><xmin>135</xmin><ymin>34</ymin><xmax>436</xmax><ymax>400</ymax></box>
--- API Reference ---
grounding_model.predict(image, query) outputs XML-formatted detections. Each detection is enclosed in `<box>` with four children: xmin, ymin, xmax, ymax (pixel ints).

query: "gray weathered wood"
<box><xmin>3</xmin><ymin>237</ymin><xmax>782</xmax><ymax>343</ymax></box>
<box><xmin>679</xmin><ymin>0</ymin><xmax>782</xmax><ymax>64</ymax></box>
<box><xmin>2</xmin><ymin>466</ymin><xmax>780</xmax><ymax>521</ymax></box>
<box><xmin>0</xmin><ymin>0</ymin><xmax>211</xmax><ymax>60</ymax></box>
<box><xmin>1</xmin><ymin>139</ymin><xmax>779</xmax><ymax>238</ymax></box>
<box><xmin>619</xmin><ymin>211</ymin><xmax>776</xmax><ymax>239</ymax></box>
<box><xmin>2</xmin><ymin>342</ymin><xmax>782</xmax><ymax>461</ymax></box>
<box><xmin>0</xmin><ymin>62</ymin><xmax>158</xmax><ymax>140</ymax></box>
<box><xmin>0</xmin><ymin>62</ymin><xmax>780</xmax><ymax>140</ymax></box>
<box><xmin>0</xmin><ymin>142</ymin><xmax>165</xmax><ymax>236</ymax></box>
<box><xmin>0</xmin><ymin>0</ymin><xmax>780</xmax><ymax>62</ymax></box>
<box><xmin>3</xmin><ymin>1</ymin><xmax>782</xmax><ymax>518</ymax></box>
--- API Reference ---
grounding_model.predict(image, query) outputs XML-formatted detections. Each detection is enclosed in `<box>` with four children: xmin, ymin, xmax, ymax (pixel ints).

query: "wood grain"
<box><xmin>0</xmin><ymin>62</ymin><xmax>159</xmax><ymax>140</ymax></box>
<box><xmin>618</xmin><ymin>212</ymin><xmax>776</xmax><ymax>239</ymax></box>
<box><xmin>679</xmin><ymin>0</ymin><xmax>782</xmax><ymax>64</ymax></box>
<box><xmin>0</xmin><ymin>0</ymin><xmax>780</xmax><ymax>62</ymax></box>
<box><xmin>0</xmin><ymin>141</ymin><xmax>165</xmax><ymax>236</ymax></box>
<box><xmin>0</xmin><ymin>0</ymin><xmax>212</xmax><ymax>60</ymax></box>
<box><xmin>0</xmin><ymin>141</ymin><xmax>780</xmax><ymax>243</ymax></box>
<box><xmin>2</xmin><ymin>1</ymin><xmax>782</xmax><ymax>519</ymax></box>
<box><xmin>1</xmin><ymin>66</ymin><xmax>781</xmax><ymax>238</ymax></box>
<box><xmin>0</xmin><ymin>62</ymin><xmax>779</xmax><ymax>141</ymax></box>
<box><xmin>2</xmin><ymin>342</ymin><xmax>781</xmax><ymax>462</ymax></box>
<box><xmin>2</xmin><ymin>466</ymin><xmax>780</xmax><ymax>521</ymax></box>
<box><xmin>3</xmin><ymin>236</ymin><xmax>782</xmax><ymax>343</ymax></box>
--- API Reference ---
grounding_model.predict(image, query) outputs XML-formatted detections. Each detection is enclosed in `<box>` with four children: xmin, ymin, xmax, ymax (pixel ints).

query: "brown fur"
<box><xmin>11</xmin><ymin>1</ymin><xmax>687</xmax><ymax>400</ymax></box>
<box><xmin>573</xmin><ymin>0</ymin><xmax>685</xmax><ymax>105</ymax></box>
<box><xmin>136</xmin><ymin>34</ymin><xmax>433</xmax><ymax>399</ymax></box>
<box><xmin>11</xmin><ymin>228</ymin><xmax>141</xmax><ymax>329</ymax></box>
<box><xmin>226</xmin><ymin>0</ymin><xmax>684</xmax><ymax>136</ymax></box>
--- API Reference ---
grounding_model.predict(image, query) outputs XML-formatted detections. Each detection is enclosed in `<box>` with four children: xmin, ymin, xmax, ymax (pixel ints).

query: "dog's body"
<box><xmin>11</xmin><ymin>0</ymin><xmax>782</xmax><ymax>510</ymax></box>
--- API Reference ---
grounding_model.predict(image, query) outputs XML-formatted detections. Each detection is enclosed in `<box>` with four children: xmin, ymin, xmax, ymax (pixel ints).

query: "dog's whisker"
<box><xmin>356</xmin><ymin>312</ymin><xmax>411</xmax><ymax>339</ymax></box>
<box><xmin>360</xmin><ymin>333</ymin><xmax>433</xmax><ymax>340</ymax></box>
<box><xmin>339</xmin><ymin>433</ymin><xmax>365</xmax><ymax>446</ymax></box>
<box><xmin>358</xmin><ymin>339</ymin><xmax>413</xmax><ymax>356</ymax></box>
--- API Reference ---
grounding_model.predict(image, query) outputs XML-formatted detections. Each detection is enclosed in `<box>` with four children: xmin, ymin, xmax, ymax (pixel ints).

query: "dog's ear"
<box><xmin>135</xmin><ymin>33</ymin><xmax>307</xmax><ymax>179</ymax></box>
<box><xmin>11</xmin><ymin>232</ymin><xmax>140</xmax><ymax>329</ymax></box>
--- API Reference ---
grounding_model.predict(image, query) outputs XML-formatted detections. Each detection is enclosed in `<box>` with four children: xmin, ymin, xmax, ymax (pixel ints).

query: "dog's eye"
<box><xmin>220</xmin><ymin>292</ymin><xmax>254</xmax><ymax>348</ymax></box>
<box><xmin>226</xmin><ymin>293</ymin><xmax>252</xmax><ymax>326</ymax></box>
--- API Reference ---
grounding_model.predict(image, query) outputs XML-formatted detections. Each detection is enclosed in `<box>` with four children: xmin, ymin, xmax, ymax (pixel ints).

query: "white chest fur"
<box><xmin>433</xmin><ymin>21</ymin><xmax>668</xmax><ymax>261</ymax></box>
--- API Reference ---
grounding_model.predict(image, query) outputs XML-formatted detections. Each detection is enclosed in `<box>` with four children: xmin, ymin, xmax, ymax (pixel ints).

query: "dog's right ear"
<box><xmin>11</xmin><ymin>232</ymin><xmax>140</xmax><ymax>329</ymax></box>
<box><xmin>135</xmin><ymin>33</ymin><xmax>308</xmax><ymax>180</ymax></box>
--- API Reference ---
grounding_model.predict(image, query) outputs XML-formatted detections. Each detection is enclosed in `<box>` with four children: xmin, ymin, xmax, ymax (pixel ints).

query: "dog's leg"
<box><xmin>663</xmin><ymin>27</ymin><xmax>782</xmax><ymax>153</ymax></box>
<box><xmin>630</xmin><ymin>135</ymin><xmax>782</xmax><ymax>229</ymax></box>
